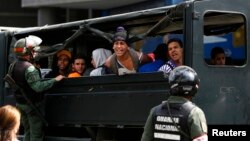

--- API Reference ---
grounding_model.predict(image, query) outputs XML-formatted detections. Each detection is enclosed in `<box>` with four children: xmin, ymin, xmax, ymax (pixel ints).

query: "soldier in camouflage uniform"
<box><xmin>9</xmin><ymin>35</ymin><xmax>65</xmax><ymax>141</ymax></box>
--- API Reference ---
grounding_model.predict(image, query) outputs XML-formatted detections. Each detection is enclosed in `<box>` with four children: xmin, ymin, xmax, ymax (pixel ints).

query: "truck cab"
<box><xmin>0</xmin><ymin>0</ymin><xmax>249</xmax><ymax>140</ymax></box>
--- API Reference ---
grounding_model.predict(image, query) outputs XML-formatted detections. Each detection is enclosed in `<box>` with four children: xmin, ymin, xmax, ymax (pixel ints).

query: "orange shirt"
<box><xmin>68</xmin><ymin>72</ymin><xmax>81</xmax><ymax>78</ymax></box>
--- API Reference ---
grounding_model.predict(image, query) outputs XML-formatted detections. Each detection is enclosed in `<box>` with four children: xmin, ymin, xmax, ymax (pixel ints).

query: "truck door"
<box><xmin>0</xmin><ymin>32</ymin><xmax>12</xmax><ymax>106</ymax></box>
<box><xmin>192</xmin><ymin>0</ymin><xmax>250</xmax><ymax>124</ymax></box>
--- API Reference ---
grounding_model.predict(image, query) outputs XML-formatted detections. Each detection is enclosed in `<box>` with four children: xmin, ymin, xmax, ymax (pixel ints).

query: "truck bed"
<box><xmin>45</xmin><ymin>72</ymin><xmax>169</xmax><ymax>127</ymax></box>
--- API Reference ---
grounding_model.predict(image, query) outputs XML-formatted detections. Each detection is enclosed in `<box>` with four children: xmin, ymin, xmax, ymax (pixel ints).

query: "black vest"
<box><xmin>152</xmin><ymin>101</ymin><xmax>195</xmax><ymax>141</ymax></box>
<box><xmin>11</xmin><ymin>61</ymin><xmax>43</xmax><ymax>104</ymax></box>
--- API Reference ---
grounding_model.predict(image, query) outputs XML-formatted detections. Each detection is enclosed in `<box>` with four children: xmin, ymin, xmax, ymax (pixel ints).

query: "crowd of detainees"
<box><xmin>41</xmin><ymin>26</ymin><xmax>188</xmax><ymax>78</ymax></box>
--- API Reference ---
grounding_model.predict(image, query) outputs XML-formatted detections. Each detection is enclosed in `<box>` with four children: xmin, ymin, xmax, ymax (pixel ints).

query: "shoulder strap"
<box><xmin>165</xmin><ymin>101</ymin><xmax>194</xmax><ymax>140</ymax></box>
<box><xmin>128</xmin><ymin>48</ymin><xmax>140</xmax><ymax>71</ymax></box>
<box><xmin>7</xmin><ymin>61</ymin><xmax>17</xmax><ymax>76</ymax></box>
<box><xmin>109</xmin><ymin>54</ymin><xmax>118</xmax><ymax>74</ymax></box>
<box><xmin>4</xmin><ymin>62</ymin><xmax>17</xmax><ymax>89</ymax></box>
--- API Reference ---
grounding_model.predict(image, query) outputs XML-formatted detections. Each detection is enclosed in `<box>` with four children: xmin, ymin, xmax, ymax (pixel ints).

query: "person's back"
<box><xmin>139</xmin><ymin>43</ymin><xmax>168</xmax><ymax>72</ymax></box>
<box><xmin>141</xmin><ymin>66</ymin><xmax>208</xmax><ymax>141</ymax></box>
<box><xmin>90</xmin><ymin>48</ymin><xmax>112</xmax><ymax>76</ymax></box>
<box><xmin>0</xmin><ymin>105</ymin><xmax>21</xmax><ymax>141</ymax></box>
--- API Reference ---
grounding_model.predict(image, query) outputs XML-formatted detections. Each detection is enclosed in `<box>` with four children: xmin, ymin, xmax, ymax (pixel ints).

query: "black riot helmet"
<box><xmin>168</xmin><ymin>66</ymin><xmax>200</xmax><ymax>96</ymax></box>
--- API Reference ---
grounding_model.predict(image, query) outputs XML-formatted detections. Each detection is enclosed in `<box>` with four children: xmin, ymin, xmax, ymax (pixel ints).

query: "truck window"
<box><xmin>203</xmin><ymin>12</ymin><xmax>246</xmax><ymax>66</ymax></box>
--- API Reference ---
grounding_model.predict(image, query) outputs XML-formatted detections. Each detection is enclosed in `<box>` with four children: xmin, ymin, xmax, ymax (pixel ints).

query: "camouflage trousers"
<box><xmin>17</xmin><ymin>101</ymin><xmax>45</xmax><ymax>141</ymax></box>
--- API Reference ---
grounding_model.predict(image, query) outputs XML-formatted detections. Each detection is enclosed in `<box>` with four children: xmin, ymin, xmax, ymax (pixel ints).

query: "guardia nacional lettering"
<box><xmin>156</xmin><ymin>116</ymin><xmax>180</xmax><ymax>123</ymax></box>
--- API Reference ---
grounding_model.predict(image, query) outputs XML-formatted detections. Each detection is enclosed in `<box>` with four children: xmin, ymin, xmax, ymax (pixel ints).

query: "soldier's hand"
<box><xmin>55</xmin><ymin>75</ymin><xmax>65</xmax><ymax>81</ymax></box>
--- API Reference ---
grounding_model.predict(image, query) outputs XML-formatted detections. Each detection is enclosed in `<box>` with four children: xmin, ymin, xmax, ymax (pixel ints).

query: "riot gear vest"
<box><xmin>11</xmin><ymin>60</ymin><xmax>43</xmax><ymax>104</ymax></box>
<box><xmin>152</xmin><ymin>101</ymin><xmax>195</xmax><ymax>141</ymax></box>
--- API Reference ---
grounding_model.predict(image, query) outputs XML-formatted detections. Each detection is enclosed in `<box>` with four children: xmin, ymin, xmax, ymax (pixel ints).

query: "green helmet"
<box><xmin>13</xmin><ymin>35</ymin><xmax>42</xmax><ymax>56</ymax></box>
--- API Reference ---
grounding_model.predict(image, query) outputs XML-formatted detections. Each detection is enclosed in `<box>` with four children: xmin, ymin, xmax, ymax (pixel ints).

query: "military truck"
<box><xmin>0</xmin><ymin>0</ymin><xmax>249</xmax><ymax>140</ymax></box>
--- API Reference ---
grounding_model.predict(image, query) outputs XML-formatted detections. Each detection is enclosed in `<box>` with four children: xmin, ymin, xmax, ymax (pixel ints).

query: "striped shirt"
<box><xmin>158</xmin><ymin>60</ymin><xmax>177</xmax><ymax>73</ymax></box>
